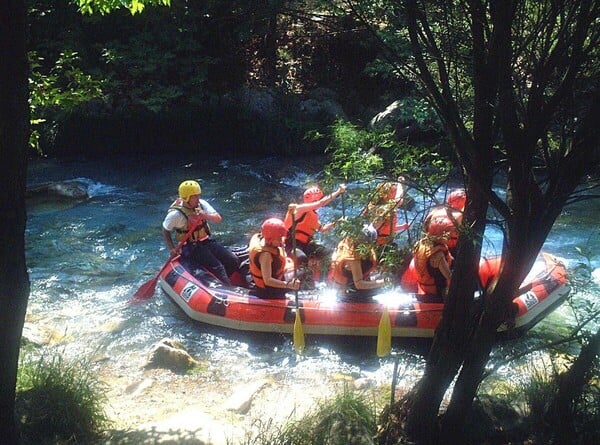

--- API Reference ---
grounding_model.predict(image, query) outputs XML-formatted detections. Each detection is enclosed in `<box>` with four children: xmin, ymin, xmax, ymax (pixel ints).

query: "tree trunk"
<box><xmin>380</xmin><ymin>0</ymin><xmax>599</xmax><ymax>441</ymax></box>
<box><xmin>0</xmin><ymin>1</ymin><xmax>30</xmax><ymax>444</ymax></box>
<box><xmin>438</xmin><ymin>326</ymin><xmax>496</xmax><ymax>442</ymax></box>
<box><xmin>260</xmin><ymin>11</ymin><xmax>279</xmax><ymax>86</ymax></box>
<box><xmin>406</xmin><ymin>180</ymin><xmax>491</xmax><ymax>443</ymax></box>
<box><xmin>404</xmin><ymin>340</ymin><xmax>463</xmax><ymax>444</ymax></box>
<box><xmin>438</xmin><ymin>283</ymin><xmax>516</xmax><ymax>442</ymax></box>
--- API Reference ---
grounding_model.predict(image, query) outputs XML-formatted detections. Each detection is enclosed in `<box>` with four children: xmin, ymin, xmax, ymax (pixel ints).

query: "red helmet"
<box><xmin>303</xmin><ymin>186</ymin><xmax>324</xmax><ymax>203</ymax></box>
<box><xmin>261</xmin><ymin>218</ymin><xmax>287</xmax><ymax>241</ymax></box>
<box><xmin>447</xmin><ymin>188</ymin><xmax>466</xmax><ymax>211</ymax></box>
<box><xmin>427</xmin><ymin>215</ymin><xmax>453</xmax><ymax>239</ymax></box>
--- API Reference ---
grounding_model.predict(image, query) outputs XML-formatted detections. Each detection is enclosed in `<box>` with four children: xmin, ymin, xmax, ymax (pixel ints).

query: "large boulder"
<box><xmin>26</xmin><ymin>180</ymin><xmax>89</xmax><ymax>203</ymax></box>
<box><xmin>299</xmin><ymin>88</ymin><xmax>346</xmax><ymax>122</ymax></box>
<box><xmin>370</xmin><ymin>98</ymin><xmax>442</xmax><ymax>142</ymax></box>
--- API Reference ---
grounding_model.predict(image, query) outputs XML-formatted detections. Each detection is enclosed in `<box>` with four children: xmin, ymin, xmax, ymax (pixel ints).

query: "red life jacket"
<box><xmin>413</xmin><ymin>239</ymin><xmax>451</xmax><ymax>295</ymax></box>
<box><xmin>285</xmin><ymin>209</ymin><xmax>320</xmax><ymax>244</ymax></box>
<box><xmin>328</xmin><ymin>238</ymin><xmax>377</xmax><ymax>290</ymax></box>
<box><xmin>249</xmin><ymin>233</ymin><xmax>287</xmax><ymax>289</ymax></box>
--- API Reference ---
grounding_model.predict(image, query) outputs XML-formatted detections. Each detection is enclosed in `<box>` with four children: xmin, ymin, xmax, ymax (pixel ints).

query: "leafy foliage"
<box><xmin>320</xmin><ymin>118</ymin><xmax>449</xmax><ymax>274</ymax></box>
<box><xmin>490</xmin><ymin>355</ymin><xmax>600</xmax><ymax>444</ymax></box>
<box><xmin>76</xmin><ymin>0</ymin><xmax>171</xmax><ymax>15</ymax></box>
<box><xmin>325</xmin><ymin>119</ymin><xmax>449</xmax><ymax>185</ymax></box>
<box><xmin>29</xmin><ymin>50</ymin><xmax>104</xmax><ymax>152</ymax></box>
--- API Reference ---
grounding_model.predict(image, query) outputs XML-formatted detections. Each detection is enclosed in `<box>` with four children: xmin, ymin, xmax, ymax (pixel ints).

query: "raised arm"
<box><xmin>290</xmin><ymin>184</ymin><xmax>346</xmax><ymax>216</ymax></box>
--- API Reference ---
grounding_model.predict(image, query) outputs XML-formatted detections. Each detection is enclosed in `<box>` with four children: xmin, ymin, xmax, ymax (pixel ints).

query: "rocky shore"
<box><xmin>22</xmin><ymin>323</ymin><xmax>383</xmax><ymax>445</ymax></box>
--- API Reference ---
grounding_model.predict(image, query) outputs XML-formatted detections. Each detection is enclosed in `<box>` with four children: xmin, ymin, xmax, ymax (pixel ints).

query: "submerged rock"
<box><xmin>26</xmin><ymin>180</ymin><xmax>89</xmax><ymax>201</ymax></box>
<box><xmin>21</xmin><ymin>322</ymin><xmax>68</xmax><ymax>346</ymax></box>
<box><xmin>26</xmin><ymin>180</ymin><xmax>89</xmax><ymax>213</ymax></box>
<box><xmin>144</xmin><ymin>338</ymin><xmax>199</xmax><ymax>373</ymax></box>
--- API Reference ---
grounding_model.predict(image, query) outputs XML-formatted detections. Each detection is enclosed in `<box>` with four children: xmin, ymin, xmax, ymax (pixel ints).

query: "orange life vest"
<box><xmin>413</xmin><ymin>239</ymin><xmax>451</xmax><ymax>295</ymax></box>
<box><xmin>364</xmin><ymin>182</ymin><xmax>402</xmax><ymax>244</ymax></box>
<box><xmin>328</xmin><ymin>238</ymin><xmax>377</xmax><ymax>290</ymax></box>
<box><xmin>169</xmin><ymin>198</ymin><xmax>210</xmax><ymax>242</ymax></box>
<box><xmin>373</xmin><ymin>210</ymin><xmax>397</xmax><ymax>244</ymax></box>
<box><xmin>285</xmin><ymin>209</ymin><xmax>320</xmax><ymax>244</ymax></box>
<box><xmin>249</xmin><ymin>233</ymin><xmax>287</xmax><ymax>289</ymax></box>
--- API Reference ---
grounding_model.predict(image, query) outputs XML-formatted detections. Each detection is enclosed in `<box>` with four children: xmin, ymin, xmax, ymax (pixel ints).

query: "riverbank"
<box><xmin>22</xmin><ymin>319</ymin><xmax>390</xmax><ymax>445</ymax></box>
<box><xmin>97</xmin><ymin>348</ymin><xmax>386</xmax><ymax>444</ymax></box>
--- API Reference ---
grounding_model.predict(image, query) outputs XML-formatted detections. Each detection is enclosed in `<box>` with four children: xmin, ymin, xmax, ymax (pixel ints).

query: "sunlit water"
<box><xmin>25</xmin><ymin>154</ymin><xmax>599</xmax><ymax>395</ymax></box>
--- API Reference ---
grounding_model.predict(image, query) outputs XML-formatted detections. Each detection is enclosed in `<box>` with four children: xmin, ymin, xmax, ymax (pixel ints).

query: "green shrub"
<box><xmin>237</xmin><ymin>387</ymin><xmax>377</xmax><ymax>445</ymax></box>
<box><xmin>16</xmin><ymin>349</ymin><xmax>110</xmax><ymax>445</ymax></box>
<box><xmin>492</xmin><ymin>356</ymin><xmax>600</xmax><ymax>444</ymax></box>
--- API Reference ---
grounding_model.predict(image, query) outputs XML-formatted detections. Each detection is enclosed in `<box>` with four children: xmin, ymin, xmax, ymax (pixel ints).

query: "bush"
<box><xmin>238</xmin><ymin>387</ymin><xmax>377</xmax><ymax>445</ymax></box>
<box><xmin>16</xmin><ymin>349</ymin><xmax>110</xmax><ymax>445</ymax></box>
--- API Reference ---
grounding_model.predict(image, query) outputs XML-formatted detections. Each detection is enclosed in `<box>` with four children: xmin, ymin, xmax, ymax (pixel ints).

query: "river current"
<box><xmin>25</xmin><ymin>154</ymin><xmax>599</xmax><ymax>401</ymax></box>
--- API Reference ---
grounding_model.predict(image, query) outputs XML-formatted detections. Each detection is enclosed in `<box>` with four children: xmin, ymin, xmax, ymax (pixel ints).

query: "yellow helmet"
<box><xmin>178</xmin><ymin>180</ymin><xmax>201</xmax><ymax>202</ymax></box>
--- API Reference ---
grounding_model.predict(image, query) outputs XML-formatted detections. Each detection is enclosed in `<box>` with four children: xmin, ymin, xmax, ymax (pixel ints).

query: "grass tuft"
<box><xmin>16</xmin><ymin>349</ymin><xmax>110</xmax><ymax>444</ymax></box>
<box><xmin>237</xmin><ymin>386</ymin><xmax>377</xmax><ymax>445</ymax></box>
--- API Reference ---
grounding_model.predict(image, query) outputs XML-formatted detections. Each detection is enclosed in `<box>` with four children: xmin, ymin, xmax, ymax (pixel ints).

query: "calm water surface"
<box><xmin>25</xmin><ymin>154</ymin><xmax>600</xmax><ymax>390</ymax></box>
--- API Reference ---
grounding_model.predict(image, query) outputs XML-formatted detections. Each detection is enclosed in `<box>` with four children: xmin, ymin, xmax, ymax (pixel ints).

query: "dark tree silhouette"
<box><xmin>0</xmin><ymin>2</ymin><xmax>30</xmax><ymax>443</ymax></box>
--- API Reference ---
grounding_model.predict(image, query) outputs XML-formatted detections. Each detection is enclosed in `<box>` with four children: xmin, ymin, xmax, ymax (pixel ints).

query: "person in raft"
<box><xmin>423</xmin><ymin>188</ymin><xmax>466</xmax><ymax>256</ymax></box>
<box><xmin>363</xmin><ymin>176</ymin><xmax>409</xmax><ymax>245</ymax></box>
<box><xmin>284</xmin><ymin>184</ymin><xmax>346</xmax><ymax>277</ymax></box>
<box><xmin>249</xmin><ymin>217</ymin><xmax>301</xmax><ymax>299</ymax></box>
<box><xmin>327</xmin><ymin>224</ymin><xmax>385</xmax><ymax>302</ymax></box>
<box><xmin>412</xmin><ymin>223</ymin><xmax>453</xmax><ymax>303</ymax></box>
<box><xmin>162</xmin><ymin>180</ymin><xmax>240</xmax><ymax>285</ymax></box>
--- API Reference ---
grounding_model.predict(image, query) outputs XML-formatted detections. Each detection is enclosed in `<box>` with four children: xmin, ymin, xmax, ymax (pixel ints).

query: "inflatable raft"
<box><xmin>158</xmin><ymin>252</ymin><xmax>569</xmax><ymax>338</ymax></box>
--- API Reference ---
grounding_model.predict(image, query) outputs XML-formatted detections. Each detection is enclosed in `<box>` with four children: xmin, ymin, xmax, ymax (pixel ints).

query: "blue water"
<box><xmin>25</xmin><ymin>154</ymin><xmax>600</xmax><ymax>390</ymax></box>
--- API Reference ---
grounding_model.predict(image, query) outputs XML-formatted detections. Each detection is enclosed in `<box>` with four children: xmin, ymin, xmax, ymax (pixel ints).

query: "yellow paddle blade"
<box><xmin>377</xmin><ymin>306</ymin><xmax>392</xmax><ymax>357</ymax></box>
<box><xmin>293</xmin><ymin>310</ymin><xmax>305</xmax><ymax>354</ymax></box>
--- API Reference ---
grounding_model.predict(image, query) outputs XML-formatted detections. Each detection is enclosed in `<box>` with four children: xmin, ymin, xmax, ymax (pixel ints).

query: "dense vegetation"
<box><xmin>28</xmin><ymin>0</ymin><xmax>435</xmax><ymax>157</ymax></box>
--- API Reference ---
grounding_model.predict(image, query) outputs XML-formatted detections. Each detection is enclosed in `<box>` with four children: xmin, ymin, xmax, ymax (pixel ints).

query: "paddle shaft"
<box><xmin>290</xmin><ymin>209</ymin><xmax>305</xmax><ymax>353</ymax></box>
<box><xmin>290</xmin><ymin>209</ymin><xmax>302</xmax><ymax>301</ymax></box>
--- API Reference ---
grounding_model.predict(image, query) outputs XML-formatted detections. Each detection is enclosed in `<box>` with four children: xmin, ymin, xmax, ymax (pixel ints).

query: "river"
<box><xmin>24</xmin><ymin>153</ymin><xmax>599</xmax><ymax>437</ymax></box>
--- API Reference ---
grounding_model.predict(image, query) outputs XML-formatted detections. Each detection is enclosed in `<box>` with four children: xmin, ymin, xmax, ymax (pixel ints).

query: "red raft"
<box><xmin>158</xmin><ymin>252</ymin><xmax>569</xmax><ymax>338</ymax></box>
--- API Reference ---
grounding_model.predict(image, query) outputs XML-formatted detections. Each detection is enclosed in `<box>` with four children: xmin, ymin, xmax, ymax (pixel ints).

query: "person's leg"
<box><xmin>206</xmin><ymin>239</ymin><xmax>240</xmax><ymax>277</ymax></box>
<box><xmin>180</xmin><ymin>243</ymin><xmax>200</xmax><ymax>271</ymax></box>
<box><xmin>189</xmin><ymin>242</ymin><xmax>231</xmax><ymax>284</ymax></box>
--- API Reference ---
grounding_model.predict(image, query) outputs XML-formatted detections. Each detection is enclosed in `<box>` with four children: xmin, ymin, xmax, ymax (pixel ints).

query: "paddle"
<box><xmin>341</xmin><ymin>184</ymin><xmax>346</xmax><ymax>219</ymax></box>
<box><xmin>290</xmin><ymin>208</ymin><xmax>305</xmax><ymax>354</ymax></box>
<box><xmin>131</xmin><ymin>219</ymin><xmax>200</xmax><ymax>302</ymax></box>
<box><xmin>376</xmin><ymin>305</ymin><xmax>392</xmax><ymax>357</ymax></box>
